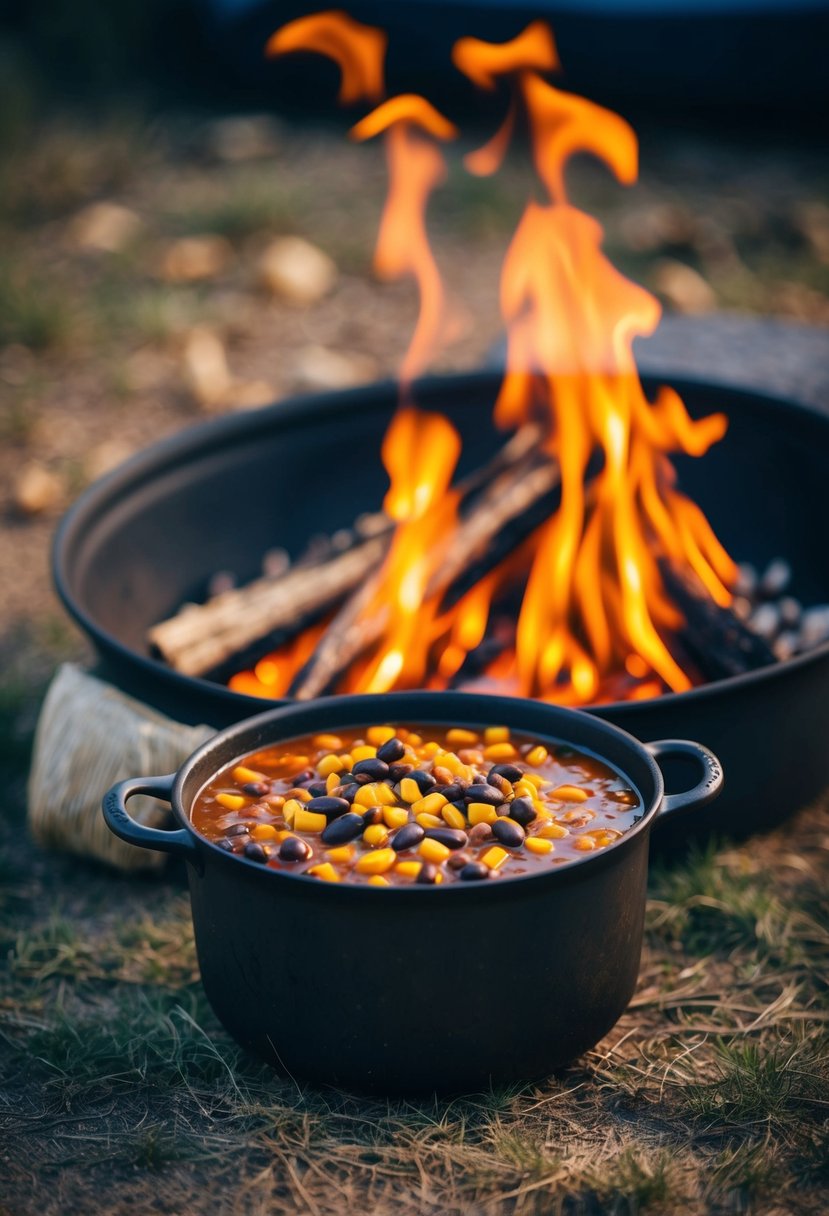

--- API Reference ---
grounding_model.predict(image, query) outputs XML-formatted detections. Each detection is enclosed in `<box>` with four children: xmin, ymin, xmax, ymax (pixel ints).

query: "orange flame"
<box><xmin>236</xmin><ymin>14</ymin><xmax>737</xmax><ymax>705</ymax></box>
<box><xmin>265</xmin><ymin>10</ymin><xmax>387</xmax><ymax>103</ymax></box>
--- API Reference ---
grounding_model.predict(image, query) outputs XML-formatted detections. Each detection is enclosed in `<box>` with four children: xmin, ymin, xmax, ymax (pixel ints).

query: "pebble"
<box><xmin>759</xmin><ymin>558</ymin><xmax>792</xmax><ymax>599</ymax></box>
<box><xmin>13</xmin><ymin>462</ymin><xmax>65</xmax><ymax>516</ymax></box>
<box><xmin>733</xmin><ymin>562</ymin><xmax>758</xmax><ymax>598</ymax></box>
<box><xmin>209</xmin><ymin>113</ymin><xmax>281</xmax><ymax>162</ymax></box>
<box><xmin>778</xmin><ymin>597</ymin><xmax>802</xmax><ymax>629</ymax></box>
<box><xmin>181</xmin><ymin>327</ymin><xmax>232</xmax><ymax>409</ymax></box>
<box><xmin>652</xmin><ymin>258</ymin><xmax>716</xmax><ymax>315</ymax></box>
<box><xmin>800</xmin><ymin>606</ymin><xmax>829</xmax><ymax>648</ymax></box>
<box><xmin>258</xmin><ymin>237</ymin><xmax>337</xmax><ymax>305</ymax></box>
<box><xmin>292</xmin><ymin>345</ymin><xmax>376</xmax><ymax>390</ymax></box>
<box><xmin>748</xmin><ymin>602</ymin><xmax>781</xmax><ymax>641</ymax></box>
<box><xmin>159</xmin><ymin>235</ymin><xmax>232</xmax><ymax>283</ymax></box>
<box><xmin>70</xmin><ymin>201</ymin><xmax>141</xmax><ymax>252</ymax></box>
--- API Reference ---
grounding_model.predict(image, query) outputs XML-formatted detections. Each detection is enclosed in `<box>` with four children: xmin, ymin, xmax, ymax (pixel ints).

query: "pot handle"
<box><xmin>102</xmin><ymin>774</ymin><xmax>201</xmax><ymax>867</ymax></box>
<box><xmin>647</xmin><ymin>739</ymin><xmax>723</xmax><ymax>823</ymax></box>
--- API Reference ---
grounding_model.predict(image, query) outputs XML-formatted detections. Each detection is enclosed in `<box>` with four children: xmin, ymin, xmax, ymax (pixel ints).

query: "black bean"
<box><xmin>488</xmin><ymin>763</ymin><xmax>523</xmax><ymax>783</ymax></box>
<box><xmin>230</xmin><ymin>834</ymin><xmax>251</xmax><ymax>851</ymax></box>
<box><xmin>459</xmin><ymin>861</ymin><xmax>490</xmax><ymax>881</ymax></box>
<box><xmin>216</xmin><ymin>838</ymin><xmax>235</xmax><ymax>852</ymax></box>
<box><xmin>425</xmin><ymin>827</ymin><xmax>468</xmax><ymax>850</ymax></box>
<box><xmin>448</xmin><ymin>799</ymin><xmax>467</xmax><ymax>816</ymax></box>
<box><xmin>242</xmin><ymin>781</ymin><xmax>270</xmax><ymax>797</ymax></box>
<box><xmin>391</xmin><ymin>822</ymin><xmax>425</xmax><ymax>852</ymax></box>
<box><xmin>243</xmin><ymin>842</ymin><xmax>268</xmax><ymax>863</ymax></box>
<box><xmin>388</xmin><ymin>763</ymin><xmax>413</xmax><ymax>783</ymax></box>
<box><xmin>290</xmin><ymin>769</ymin><xmax>314</xmax><ymax>785</ymax></box>
<box><xmin>353</xmin><ymin>758</ymin><xmax>390</xmax><ymax>781</ymax></box>
<box><xmin>377</xmin><ymin>737</ymin><xmax>405</xmax><ymax>763</ymax></box>
<box><xmin>279</xmin><ymin>836</ymin><xmax>313</xmax><ymax>862</ymax></box>
<box><xmin>305</xmin><ymin>781</ymin><xmax>328</xmax><ymax>798</ymax></box>
<box><xmin>464</xmin><ymin>783</ymin><xmax>503</xmax><ymax>806</ymax></box>
<box><xmin>416</xmin><ymin>862</ymin><xmax>439</xmax><ymax>884</ymax></box>
<box><xmin>495</xmin><ymin>802</ymin><xmax>512</xmax><ymax>817</ymax></box>
<box><xmin>467</xmin><ymin>823</ymin><xmax>492</xmax><ymax>845</ymax></box>
<box><xmin>492</xmin><ymin>818</ymin><xmax>526</xmax><ymax>848</ymax></box>
<box><xmin>338</xmin><ymin>783</ymin><xmax>360</xmax><ymax>803</ymax></box>
<box><xmin>434</xmin><ymin>783</ymin><xmax>463</xmax><ymax>802</ymax></box>
<box><xmin>306</xmin><ymin>796</ymin><xmax>350</xmax><ymax>819</ymax></box>
<box><xmin>509</xmin><ymin>797</ymin><xmax>537</xmax><ymax>827</ymax></box>
<box><xmin>226</xmin><ymin>822</ymin><xmax>253</xmax><ymax>836</ymax></box>
<box><xmin>409</xmin><ymin>769</ymin><xmax>437</xmax><ymax>793</ymax></box>
<box><xmin>447</xmin><ymin>851</ymin><xmax>471</xmax><ymax>871</ymax></box>
<box><xmin>360</xmin><ymin>806</ymin><xmax>384</xmax><ymax>826</ymax></box>
<box><xmin>321</xmin><ymin>813</ymin><xmax>365</xmax><ymax>845</ymax></box>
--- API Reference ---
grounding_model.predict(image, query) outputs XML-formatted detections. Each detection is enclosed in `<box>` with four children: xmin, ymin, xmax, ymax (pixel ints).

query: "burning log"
<box><xmin>289</xmin><ymin>449</ymin><xmax>561</xmax><ymax>699</ymax></box>
<box><xmin>662</xmin><ymin>561</ymin><xmax>776</xmax><ymax>681</ymax></box>
<box><xmin>149</xmin><ymin>425</ymin><xmax>544</xmax><ymax>678</ymax></box>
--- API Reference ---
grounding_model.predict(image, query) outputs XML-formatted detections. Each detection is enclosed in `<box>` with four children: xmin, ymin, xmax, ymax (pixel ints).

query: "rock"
<box><xmin>181</xmin><ymin>327</ymin><xmax>232</xmax><ymax>408</ymax></box>
<box><xmin>159</xmin><ymin>235</ymin><xmax>232</xmax><ymax>283</ymax></box>
<box><xmin>619</xmin><ymin>203</ymin><xmax>696</xmax><ymax>253</ymax></box>
<box><xmin>651</xmin><ymin>259</ymin><xmax>716</xmax><ymax>315</ymax></box>
<box><xmin>70</xmin><ymin>202</ymin><xmax>141</xmax><ymax>253</ymax></box>
<box><xmin>14</xmin><ymin>462</ymin><xmax>65</xmax><ymax>516</ymax></box>
<box><xmin>292</xmin><ymin>344</ymin><xmax>377</xmax><ymax>390</ymax></box>
<box><xmin>220</xmin><ymin>379</ymin><xmax>275</xmax><ymax>411</ymax></box>
<box><xmin>209</xmin><ymin>114</ymin><xmax>282</xmax><ymax>162</ymax></box>
<box><xmin>258</xmin><ymin>237</ymin><xmax>337</xmax><ymax>305</ymax></box>
<box><xmin>793</xmin><ymin>201</ymin><xmax>829</xmax><ymax>265</ymax></box>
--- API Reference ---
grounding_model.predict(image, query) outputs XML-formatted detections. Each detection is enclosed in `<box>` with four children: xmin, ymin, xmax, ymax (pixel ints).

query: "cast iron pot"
<box><xmin>103</xmin><ymin>691</ymin><xmax>722</xmax><ymax>1094</ymax></box>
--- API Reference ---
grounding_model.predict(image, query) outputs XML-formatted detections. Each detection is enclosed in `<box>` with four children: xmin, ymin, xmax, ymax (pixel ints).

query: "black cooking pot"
<box><xmin>102</xmin><ymin>691</ymin><xmax>721</xmax><ymax>1093</ymax></box>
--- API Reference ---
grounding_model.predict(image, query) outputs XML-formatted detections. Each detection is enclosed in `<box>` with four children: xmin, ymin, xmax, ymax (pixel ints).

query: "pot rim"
<box><xmin>53</xmin><ymin>370</ymin><xmax>829</xmax><ymax>724</ymax></box>
<box><xmin>168</xmin><ymin>689</ymin><xmax>671</xmax><ymax>898</ymax></box>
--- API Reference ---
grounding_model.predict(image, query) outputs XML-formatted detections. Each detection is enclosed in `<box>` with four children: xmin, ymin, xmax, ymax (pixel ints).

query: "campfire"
<box><xmin>146</xmin><ymin>11</ymin><xmax>824</xmax><ymax>710</ymax></box>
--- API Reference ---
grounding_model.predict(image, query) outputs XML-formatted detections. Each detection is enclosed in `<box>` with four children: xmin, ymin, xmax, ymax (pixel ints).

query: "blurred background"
<box><xmin>1</xmin><ymin>0</ymin><xmax>828</xmax><ymax>682</ymax></box>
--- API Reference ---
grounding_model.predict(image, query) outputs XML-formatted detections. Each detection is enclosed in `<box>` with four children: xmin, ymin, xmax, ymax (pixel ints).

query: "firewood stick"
<box><xmin>660</xmin><ymin>560</ymin><xmax>776</xmax><ymax>680</ymax></box>
<box><xmin>289</xmin><ymin>452</ymin><xmax>561</xmax><ymax>700</ymax></box>
<box><xmin>149</xmin><ymin>425</ymin><xmax>544</xmax><ymax>677</ymax></box>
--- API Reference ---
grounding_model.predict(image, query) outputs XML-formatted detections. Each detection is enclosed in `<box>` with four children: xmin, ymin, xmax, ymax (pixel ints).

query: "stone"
<box><xmin>70</xmin><ymin>202</ymin><xmax>141</xmax><ymax>253</ymax></box>
<box><xmin>651</xmin><ymin>259</ymin><xmax>716</xmax><ymax>315</ymax></box>
<box><xmin>209</xmin><ymin>114</ymin><xmax>282</xmax><ymax>162</ymax></box>
<box><xmin>14</xmin><ymin>462</ymin><xmax>65</xmax><ymax>516</ymax></box>
<box><xmin>292</xmin><ymin>344</ymin><xmax>376</xmax><ymax>390</ymax></box>
<box><xmin>84</xmin><ymin>440</ymin><xmax>134</xmax><ymax>482</ymax></box>
<box><xmin>258</xmin><ymin>237</ymin><xmax>337</xmax><ymax>305</ymax></box>
<box><xmin>221</xmin><ymin>379</ymin><xmax>275</xmax><ymax>411</ymax></box>
<box><xmin>181</xmin><ymin>327</ymin><xmax>232</xmax><ymax>408</ymax></box>
<box><xmin>158</xmin><ymin>235</ymin><xmax>232</xmax><ymax>283</ymax></box>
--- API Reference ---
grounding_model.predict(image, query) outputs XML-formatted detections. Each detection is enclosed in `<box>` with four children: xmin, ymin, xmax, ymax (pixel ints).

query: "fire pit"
<box><xmin>54</xmin><ymin>368</ymin><xmax>829</xmax><ymax>842</ymax></box>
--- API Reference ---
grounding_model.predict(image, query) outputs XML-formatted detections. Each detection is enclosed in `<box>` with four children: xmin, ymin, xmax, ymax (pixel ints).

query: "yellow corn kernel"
<box><xmin>468</xmin><ymin>803</ymin><xmax>498</xmax><ymax>826</ymax></box>
<box><xmin>351</xmin><ymin>744</ymin><xmax>377</xmax><ymax>762</ymax></box>
<box><xmin>294</xmin><ymin>808</ymin><xmax>327</xmax><ymax>833</ymax></box>
<box><xmin>484</xmin><ymin>742</ymin><xmax>517</xmax><ymax>761</ymax></box>
<box><xmin>406</xmin><ymin>732</ymin><xmax>423</xmax><ymax>747</ymax></box>
<box><xmin>419</xmin><ymin>838</ymin><xmax>451</xmax><ymax>864</ymax></box>
<box><xmin>573</xmin><ymin>835</ymin><xmax>596</xmax><ymax>851</ymax></box>
<box><xmin>587</xmin><ymin>831</ymin><xmax>616</xmax><ymax>848</ymax></box>
<box><xmin>353</xmin><ymin>781</ymin><xmax>395</xmax><ymax>807</ymax></box>
<box><xmin>318</xmin><ymin>753</ymin><xmax>346</xmax><ymax>777</ymax></box>
<box><xmin>275</xmin><ymin>829</ymin><xmax>293</xmax><ymax>842</ymax></box>
<box><xmin>367</xmin><ymin>874</ymin><xmax>389</xmax><ymax>886</ymax></box>
<box><xmin>484</xmin><ymin>726</ymin><xmax>510</xmax><ymax>745</ymax></box>
<box><xmin>538</xmin><ymin>822</ymin><xmax>569</xmax><ymax>839</ymax></box>
<box><xmin>363</xmin><ymin>823</ymin><xmax>389</xmax><ymax>847</ymax></box>
<box><xmin>216</xmin><ymin>793</ymin><xmax>246</xmax><ymax>812</ymax></box>
<box><xmin>481</xmin><ymin>845</ymin><xmax>509</xmax><ymax>870</ymax></box>
<box><xmin>402</xmin><ymin>750</ymin><xmax>420</xmax><ymax>767</ymax></box>
<box><xmin>395</xmin><ymin>860</ymin><xmax>422</xmax><ymax>878</ymax></box>
<box><xmin>355</xmin><ymin>848</ymin><xmax>396</xmax><ymax>875</ymax></box>
<box><xmin>549</xmin><ymin>785</ymin><xmax>591</xmax><ymax>802</ymax></box>
<box><xmin>367</xmin><ymin>725</ymin><xmax>396</xmax><ymax>746</ymax></box>
<box><xmin>423</xmin><ymin>740</ymin><xmax>442</xmax><ymax>757</ymax></box>
<box><xmin>383</xmin><ymin>806</ymin><xmax>410</xmax><ymax>830</ymax></box>
<box><xmin>251</xmin><ymin>824</ymin><xmax>278</xmax><ymax>841</ymax></box>
<box><xmin>513</xmin><ymin>779</ymin><xmax>536</xmax><ymax>799</ymax></box>
<box><xmin>325</xmin><ymin>772</ymin><xmax>341</xmax><ymax>795</ymax></box>
<box><xmin>399</xmin><ymin>777</ymin><xmax>422</xmax><ymax>804</ymax></box>
<box><xmin>232</xmin><ymin>764</ymin><xmax>266</xmax><ymax>785</ymax></box>
<box><xmin>415</xmin><ymin>812</ymin><xmax>444</xmax><ymax>829</ymax></box>
<box><xmin>326</xmin><ymin>845</ymin><xmax>355</xmax><ymax>864</ymax></box>
<box><xmin>521</xmin><ymin>772</ymin><xmax>545</xmax><ymax>790</ymax></box>
<box><xmin>338</xmin><ymin>753</ymin><xmax>354</xmax><ymax>770</ymax></box>
<box><xmin>313</xmin><ymin>733</ymin><xmax>343</xmax><ymax>751</ymax></box>
<box><xmin>411</xmin><ymin>792</ymin><xmax>447</xmax><ymax>817</ymax></box>
<box><xmin>264</xmin><ymin>794</ymin><xmax>285</xmax><ymax>810</ymax></box>
<box><xmin>308</xmin><ymin>862</ymin><xmax>340</xmax><ymax>882</ymax></box>
<box><xmin>282</xmin><ymin>797</ymin><xmax>302</xmax><ymax>826</ymax></box>
<box><xmin>446</xmin><ymin>728</ymin><xmax>479</xmax><ymax>747</ymax></box>
<box><xmin>525</xmin><ymin>745</ymin><xmax>548</xmax><ymax>767</ymax></box>
<box><xmin>525</xmin><ymin>836</ymin><xmax>554</xmax><ymax>855</ymax></box>
<box><xmin>533</xmin><ymin>803</ymin><xmax>553</xmax><ymax>822</ymax></box>
<box><xmin>285</xmin><ymin>787</ymin><xmax>312</xmax><ymax>802</ymax></box>
<box><xmin>442</xmin><ymin>805</ymin><xmax>467</xmax><ymax>830</ymax></box>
